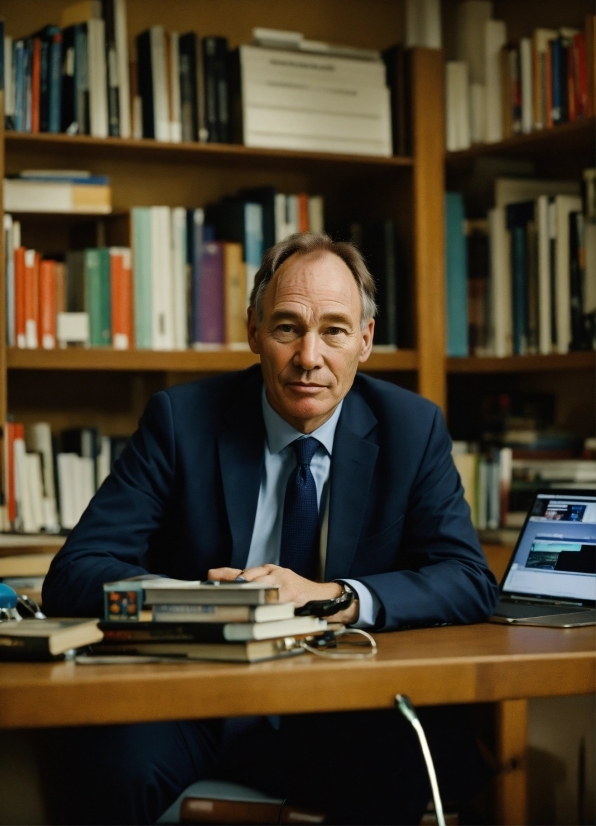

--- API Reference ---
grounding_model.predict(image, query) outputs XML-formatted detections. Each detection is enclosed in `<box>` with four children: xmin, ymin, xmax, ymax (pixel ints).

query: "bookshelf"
<box><xmin>0</xmin><ymin>0</ymin><xmax>444</xmax><ymax>447</ymax></box>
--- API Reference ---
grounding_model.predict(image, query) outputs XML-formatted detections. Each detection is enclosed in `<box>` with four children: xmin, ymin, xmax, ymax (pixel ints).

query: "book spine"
<box><xmin>14</xmin><ymin>246</ymin><xmax>26</xmax><ymax>348</ymax></box>
<box><xmin>150</xmin><ymin>26</ymin><xmax>169</xmax><ymax>141</ymax></box>
<box><xmin>215</xmin><ymin>36</ymin><xmax>229</xmax><ymax>143</ymax></box>
<box><xmin>202</xmin><ymin>36</ymin><xmax>219</xmax><ymax>142</ymax></box>
<box><xmin>24</xmin><ymin>250</ymin><xmax>39</xmax><ymax>348</ymax></box>
<box><xmin>74</xmin><ymin>24</ymin><xmax>89</xmax><ymax>135</ymax></box>
<box><xmin>170</xmin><ymin>208</ymin><xmax>187</xmax><ymax>350</ymax></box>
<box><xmin>39</xmin><ymin>259</ymin><xmax>56</xmax><ymax>349</ymax></box>
<box><xmin>550</xmin><ymin>38</ymin><xmax>562</xmax><ymax>125</ymax></box>
<box><xmin>13</xmin><ymin>40</ymin><xmax>25</xmax><ymax>132</ymax></box>
<box><xmin>132</xmin><ymin>207</ymin><xmax>153</xmax><ymax>348</ymax></box>
<box><xmin>168</xmin><ymin>32</ymin><xmax>181</xmax><ymax>142</ymax></box>
<box><xmin>445</xmin><ymin>193</ymin><xmax>469</xmax><ymax>356</ymax></box>
<box><xmin>4</xmin><ymin>421</ymin><xmax>16</xmax><ymax>528</ymax></box>
<box><xmin>114</xmin><ymin>0</ymin><xmax>130</xmax><ymax>138</ymax></box>
<box><xmin>85</xmin><ymin>248</ymin><xmax>111</xmax><ymax>346</ymax></box>
<box><xmin>574</xmin><ymin>33</ymin><xmax>588</xmax><ymax>118</ymax></box>
<box><xmin>223</xmin><ymin>242</ymin><xmax>246</xmax><ymax>345</ymax></box>
<box><xmin>244</xmin><ymin>203</ymin><xmax>263</xmax><ymax>305</ymax></box>
<box><xmin>87</xmin><ymin>18</ymin><xmax>108</xmax><ymax>138</ymax></box>
<box><xmin>48</xmin><ymin>31</ymin><xmax>63</xmax><ymax>132</ymax></box>
<box><xmin>4</xmin><ymin>214</ymin><xmax>15</xmax><ymax>347</ymax></box>
<box><xmin>110</xmin><ymin>248</ymin><xmax>133</xmax><ymax>349</ymax></box>
<box><xmin>510</xmin><ymin>224</ymin><xmax>527</xmax><ymax>355</ymax></box>
<box><xmin>178</xmin><ymin>34</ymin><xmax>197</xmax><ymax>142</ymax></box>
<box><xmin>136</xmin><ymin>30</ymin><xmax>154</xmax><ymax>138</ymax></box>
<box><xmin>103</xmin><ymin>0</ymin><xmax>120</xmax><ymax>137</ymax></box>
<box><xmin>196</xmin><ymin>241</ymin><xmax>224</xmax><ymax>343</ymax></box>
<box><xmin>39</xmin><ymin>37</ymin><xmax>49</xmax><ymax>132</ymax></box>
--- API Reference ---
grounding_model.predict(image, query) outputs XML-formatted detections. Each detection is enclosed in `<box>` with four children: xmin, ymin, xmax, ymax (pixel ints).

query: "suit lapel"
<box><xmin>325</xmin><ymin>388</ymin><xmax>379</xmax><ymax>581</ymax></box>
<box><xmin>217</xmin><ymin>369</ymin><xmax>265</xmax><ymax>570</ymax></box>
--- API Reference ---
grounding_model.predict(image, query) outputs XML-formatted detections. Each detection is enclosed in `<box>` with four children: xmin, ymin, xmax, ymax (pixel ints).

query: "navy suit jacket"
<box><xmin>43</xmin><ymin>366</ymin><xmax>499</xmax><ymax>629</ymax></box>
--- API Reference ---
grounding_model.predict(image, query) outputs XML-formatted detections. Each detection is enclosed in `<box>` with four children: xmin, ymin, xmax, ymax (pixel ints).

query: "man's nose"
<box><xmin>293</xmin><ymin>332</ymin><xmax>323</xmax><ymax>370</ymax></box>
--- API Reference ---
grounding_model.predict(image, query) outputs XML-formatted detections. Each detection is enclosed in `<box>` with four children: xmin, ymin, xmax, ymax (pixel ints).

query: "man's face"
<box><xmin>247</xmin><ymin>250</ymin><xmax>374</xmax><ymax>433</ymax></box>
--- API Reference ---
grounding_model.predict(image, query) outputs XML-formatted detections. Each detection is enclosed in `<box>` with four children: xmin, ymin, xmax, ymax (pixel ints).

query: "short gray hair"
<box><xmin>249</xmin><ymin>232</ymin><xmax>377</xmax><ymax>327</ymax></box>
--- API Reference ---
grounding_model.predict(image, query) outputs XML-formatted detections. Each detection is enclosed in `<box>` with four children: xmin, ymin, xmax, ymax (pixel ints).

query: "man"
<box><xmin>43</xmin><ymin>233</ymin><xmax>498</xmax><ymax>825</ymax></box>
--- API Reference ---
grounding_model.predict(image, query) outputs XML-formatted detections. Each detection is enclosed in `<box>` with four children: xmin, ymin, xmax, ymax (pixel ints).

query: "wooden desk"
<box><xmin>1</xmin><ymin>623</ymin><xmax>594</xmax><ymax>824</ymax></box>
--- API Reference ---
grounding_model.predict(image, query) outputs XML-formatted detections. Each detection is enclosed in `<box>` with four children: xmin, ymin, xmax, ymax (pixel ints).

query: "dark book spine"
<box><xmin>227</xmin><ymin>48</ymin><xmax>242</xmax><ymax>144</ymax></box>
<box><xmin>99</xmin><ymin>622</ymin><xmax>227</xmax><ymax>644</ymax></box>
<box><xmin>559</xmin><ymin>38</ymin><xmax>569</xmax><ymax>123</ymax></box>
<box><xmin>214</xmin><ymin>36</ymin><xmax>229</xmax><ymax>143</ymax></box>
<box><xmin>202</xmin><ymin>36</ymin><xmax>219</xmax><ymax>142</ymax></box>
<box><xmin>23</xmin><ymin>39</ymin><xmax>32</xmax><ymax>132</ymax></box>
<box><xmin>136</xmin><ymin>30</ymin><xmax>154</xmax><ymax>138</ymax></box>
<box><xmin>382</xmin><ymin>44</ymin><xmax>408</xmax><ymax>156</ymax></box>
<box><xmin>48</xmin><ymin>31</ymin><xmax>63</xmax><ymax>133</ymax></box>
<box><xmin>61</xmin><ymin>28</ymin><xmax>76</xmax><ymax>133</ymax></box>
<box><xmin>179</xmin><ymin>33</ymin><xmax>198</xmax><ymax>142</ymax></box>
<box><xmin>550</xmin><ymin>38</ymin><xmax>562</xmax><ymax>125</ymax></box>
<box><xmin>360</xmin><ymin>221</ymin><xmax>398</xmax><ymax>346</ymax></box>
<box><xmin>74</xmin><ymin>23</ymin><xmax>89</xmax><ymax>134</ymax></box>
<box><xmin>0</xmin><ymin>636</ymin><xmax>54</xmax><ymax>661</ymax></box>
<box><xmin>13</xmin><ymin>40</ymin><xmax>25</xmax><ymax>132</ymax></box>
<box><xmin>39</xmin><ymin>38</ymin><xmax>50</xmax><ymax>131</ymax></box>
<box><xmin>569</xmin><ymin>211</ymin><xmax>588</xmax><ymax>350</ymax></box>
<box><xmin>196</xmin><ymin>241</ymin><xmax>224</xmax><ymax>343</ymax></box>
<box><xmin>103</xmin><ymin>0</ymin><xmax>120</xmax><ymax>136</ymax></box>
<box><xmin>510</xmin><ymin>224</ymin><xmax>527</xmax><ymax>354</ymax></box>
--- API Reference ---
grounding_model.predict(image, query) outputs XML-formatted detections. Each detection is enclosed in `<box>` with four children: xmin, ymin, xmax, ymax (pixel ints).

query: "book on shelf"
<box><xmin>445</xmin><ymin>172</ymin><xmax>595</xmax><ymax>357</ymax></box>
<box><xmin>3</xmin><ymin>172</ymin><xmax>112</xmax><ymax>214</ymax></box>
<box><xmin>446</xmin><ymin>8</ymin><xmax>595</xmax><ymax>151</ymax></box>
<box><xmin>0</xmin><ymin>618</ymin><xmax>103</xmax><ymax>661</ymax></box>
<box><xmin>445</xmin><ymin>193</ymin><xmax>469</xmax><ymax>355</ymax></box>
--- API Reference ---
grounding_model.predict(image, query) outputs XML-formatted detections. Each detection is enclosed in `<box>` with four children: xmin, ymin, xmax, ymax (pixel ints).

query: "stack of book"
<box><xmin>231</xmin><ymin>37</ymin><xmax>392</xmax><ymax>156</ymax></box>
<box><xmin>3</xmin><ymin>171</ymin><xmax>112</xmax><ymax>214</ymax></box>
<box><xmin>98</xmin><ymin>579</ymin><xmax>327</xmax><ymax>663</ymax></box>
<box><xmin>445</xmin><ymin>1</ymin><xmax>594</xmax><ymax>151</ymax></box>
<box><xmin>2</xmin><ymin>421</ymin><xmax>128</xmax><ymax>535</ymax></box>
<box><xmin>0</xmin><ymin>617</ymin><xmax>103</xmax><ymax>661</ymax></box>
<box><xmin>445</xmin><ymin>170</ymin><xmax>596</xmax><ymax>356</ymax></box>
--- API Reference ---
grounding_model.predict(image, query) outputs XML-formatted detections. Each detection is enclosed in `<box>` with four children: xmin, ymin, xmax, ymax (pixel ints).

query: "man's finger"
<box><xmin>206</xmin><ymin>567</ymin><xmax>243</xmax><ymax>581</ymax></box>
<box><xmin>240</xmin><ymin>564</ymin><xmax>278</xmax><ymax>581</ymax></box>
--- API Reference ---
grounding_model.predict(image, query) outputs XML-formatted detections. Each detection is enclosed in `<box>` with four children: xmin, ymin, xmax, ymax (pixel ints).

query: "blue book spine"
<box><xmin>444</xmin><ymin>192</ymin><xmax>469</xmax><ymax>357</ymax></box>
<box><xmin>244</xmin><ymin>203</ymin><xmax>263</xmax><ymax>305</ymax></box>
<box><xmin>510</xmin><ymin>225</ymin><xmax>527</xmax><ymax>355</ymax></box>
<box><xmin>13</xmin><ymin>41</ymin><xmax>25</xmax><ymax>132</ymax></box>
<box><xmin>23</xmin><ymin>40</ymin><xmax>32</xmax><ymax>132</ymax></box>
<box><xmin>132</xmin><ymin>208</ymin><xmax>153</xmax><ymax>349</ymax></box>
<box><xmin>188</xmin><ymin>209</ymin><xmax>204</xmax><ymax>344</ymax></box>
<box><xmin>48</xmin><ymin>31</ymin><xmax>62</xmax><ymax>133</ymax></box>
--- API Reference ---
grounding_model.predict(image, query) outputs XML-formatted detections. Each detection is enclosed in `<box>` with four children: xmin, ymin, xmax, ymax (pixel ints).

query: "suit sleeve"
<box><xmin>42</xmin><ymin>391</ymin><xmax>176</xmax><ymax>618</ymax></box>
<box><xmin>357</xmin><ymin>407</ymin><xmax>499</xmax><ymax>631</ymax></box>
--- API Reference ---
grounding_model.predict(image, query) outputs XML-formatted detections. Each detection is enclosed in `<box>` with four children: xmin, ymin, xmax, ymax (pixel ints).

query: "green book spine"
<box><xmin>132</xmin><ymin>207</ymin><xmax>153</xmax><ymax>348</ymax></box>
<box><xmin>85</xmin><ymin>248</ymin><xmax>112</xmax><ymax>346</ymax></box>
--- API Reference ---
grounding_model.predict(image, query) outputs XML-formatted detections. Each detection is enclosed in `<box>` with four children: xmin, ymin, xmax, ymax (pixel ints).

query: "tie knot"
<box><xmin>292</xmin><ymin>437</ymin><xmax>320</xmax><ymax>466</ymax></box>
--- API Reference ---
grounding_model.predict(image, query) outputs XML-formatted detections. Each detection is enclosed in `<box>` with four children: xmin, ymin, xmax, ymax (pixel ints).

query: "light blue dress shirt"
<box><xmin>246</xmin><ymin>389</ymin><xmax>380</xmax><ymax>628</ymax></box>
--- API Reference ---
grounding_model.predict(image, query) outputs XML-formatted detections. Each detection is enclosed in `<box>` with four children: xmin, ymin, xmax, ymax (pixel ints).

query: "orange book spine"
<box><xmin>31</xmin><ymin>37</ymin><xmax>41</xmax><ymax>133</ymax></box>
<box><xmin>24</xmin><ymin>250</ymin><xmax>39</xmax><ymax>348</ymax></box>
<box><xmin>3</xmin><ymin>421</ymin><xmax>16</xmax><ymax>527</ymax></box>
<box><xmin>297</xmin><ymin>194</ymin><xmax>309</xmax><ymax>232</ymax></box>
<box><xmin>110</xmin><ymin>249</ymin><xmax>133</xmax><ymax>349</ymax></box>
<box><xmin>39</xmin><ymin>259</ymin><xmax>56</xmax><ymax>349</ymax></box>
<box><xmin>14</xmin><ymin>247</ymin><xmax>27</xmax><ymax>349</ymax></box>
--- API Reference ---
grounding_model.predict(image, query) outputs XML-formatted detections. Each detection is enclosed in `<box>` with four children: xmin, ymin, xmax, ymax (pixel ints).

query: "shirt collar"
<box><xmin>262</xmin><ymin>387</ymin><xmax>343</xmax><ymax>456</ymax></box>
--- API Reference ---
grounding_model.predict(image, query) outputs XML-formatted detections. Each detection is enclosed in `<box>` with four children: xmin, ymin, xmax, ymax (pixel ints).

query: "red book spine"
<box><xmin>110</xmin><ymin>249</ymin><xmax>133</xmax><ymax>349</ymax></box>
<box><xmin>3</xmin><ymin>421</ymin><xmax>16</xmax><ymax>527</ymax></box>
<box><xmin>14</xmin><ymin>247</ymin><xmax>27</xmax><ymax>349</ymax></box>
<box><xmin>297</xmin><ymin>194</ymin><xmax>309</xmax><ymax>232</ymax></box>
<box><xmin>31</xmin><ymin>37</ymin><xmax>41</xmax><ymax>133</ymax></box>
<box><xmin>574</xmin><ymin>33</ymin><xmax>588</xmax><ymax>117</ymax></box>
<box><xmin>24</xmin><ymin>250</ymin><xmax>39</xmax><ymax>348</ymax></box>
<box><xmin>39</xmin><ymin>259</ymin><xmax>56</xmax><ymax>349</ymax></box>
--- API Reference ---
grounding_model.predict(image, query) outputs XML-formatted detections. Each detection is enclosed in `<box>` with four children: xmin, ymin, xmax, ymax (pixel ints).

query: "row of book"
<box><xmin>446</xmin><ymin>1</ymin><xmax>595</xmax><ymax>151</ymax></box>
<box><xmin>97</xmin><ymin>578</ymin><xmax>327</xmax><ymax>663</ymax></box>
<box><xmin>445</xmin><ymin>171</ymin><xmax>596</xmax><ymax>357</ymax></box>
<box><xmin>2</xmin><ymin>1</ymin><xmax>409</xmax><ymax>158</ymax></box>
<box><xmin>453</xmin><ymin>440</ymin><xmax>596</xmax><ymax>531</ymax></box>
<box><xmin>3</xmin><ymin>186</ymin><xmax>325</xmax><ymax>351</ymax></box>
<box><xmin>2</xmin><ymin>421</ymin><xmax>128</xmax><ymax>535</ymax></box>
<box><xmin>3</xmin><ymin>170</ymin><xmax>112</xmax><ymax>214</ymax></box>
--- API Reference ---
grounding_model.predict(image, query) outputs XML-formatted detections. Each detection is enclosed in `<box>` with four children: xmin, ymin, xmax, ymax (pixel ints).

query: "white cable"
<box><xmin>395</xmin><ymin>694</ymin><xmax>446</xmax><ymax>826</ymax></box>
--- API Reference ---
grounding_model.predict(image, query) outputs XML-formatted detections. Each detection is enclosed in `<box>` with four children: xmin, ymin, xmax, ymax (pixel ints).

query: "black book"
<box><xmin>202</xmin><ymin>36</ymin><xmax>228</xmax><ymax>142</ymax></box>
<box><xmin>61</xmin><ymin>26</ymin><xmax>76</xmax><ymax>132</ymax></box>
<box><xmin>74</xmin><ymin>23</ymin><xmax>90</xmax><ymax>135</ymax></box>
<box><xmin>62</xmin><ymin>427</ymin><xmax>100</xmax><ymax>462</ymax></box>
<box><xmin>569</xmin><ymin>211</ymin><xmax>589</xmax><ymax>350</ymax></box>
<box><xmin>136</xmin><ymin>29</ymin><xmax>154</xmax><ymax>138</ymax></box>
<box><xmin>239</xmin><ymin>186</ymin><xmax>277</xmax><ymax>252</ymax></box>
<box><xmin>179</xmin><ymin>32</ymin><xmax>199</xmax><ymax>142</ymax></box>
<box><xmin>205</xmin><ymin>199</ymin><xmax>246</xmax><ymax>249</ymax></box>
<box><xmin>102</xmin><ymin>0</ymin><xmax>120</xmax><ymax>136</ymax></box>
<box><xmin>34</xmin><ymin>25</ymin><xmax>62</xmax><ymax>133</ymax></box>
<box><xmin>359</xmin><ymin>220</ymin><xmax>399</xmax><ymax>347</ymax></box>
<box><xmin>382</xmin><ymin>44</ymin><xmax>409</xmax><ymax>157</ymax></box>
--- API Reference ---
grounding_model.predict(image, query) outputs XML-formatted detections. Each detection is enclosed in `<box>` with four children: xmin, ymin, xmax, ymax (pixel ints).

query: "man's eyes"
<box><xmin>325</xmin><ymin>327</ymin><xmax>345</xmax><ymax>336</ymax></box>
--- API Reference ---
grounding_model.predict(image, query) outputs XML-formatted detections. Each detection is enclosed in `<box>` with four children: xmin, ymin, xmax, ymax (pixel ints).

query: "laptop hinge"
<box><xmin>506</xmin><ymin>595</ymin><xmax>584</xmax><ymax>607</ymax></box>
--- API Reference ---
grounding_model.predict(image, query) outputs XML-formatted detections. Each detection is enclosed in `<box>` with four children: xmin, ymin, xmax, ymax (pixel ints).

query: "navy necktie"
<box><xmin>279</xmin><ymin>437</ymin><xmax>321</xmax><ymax>580</ymax></box>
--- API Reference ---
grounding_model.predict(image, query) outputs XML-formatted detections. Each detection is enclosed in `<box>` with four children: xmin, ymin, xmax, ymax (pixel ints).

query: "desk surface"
<box><xmin>0</xmin><ymin>623</ymin><xmax>594</xmax><ymax>729</ymax></box>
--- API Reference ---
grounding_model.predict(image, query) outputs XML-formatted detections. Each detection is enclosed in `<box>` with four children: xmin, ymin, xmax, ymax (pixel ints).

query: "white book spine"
<box><xmin>405</xmin><ymin>0</ymin><xmax>441</xmax><ymax>48</ymax></box>
<box><xmin>150</xmin><ymin>206</ymin><xmax>174</xmax><ymax>350</ymax></box>
<box><xmin>150</xmin><ymin>26</ymin><xmax>170</xmax><ymax>142</ymax></box>
<box><xmin>484</xmin><ymin>19</ymin><xmax>507</xmax><ymax>143</ymax></box>
<box><xmin>469</xmin><ymin>82</ymin><xmax>486</xmax><ymax>144</ymax></box>
<box><xmin>13</xmin><ymin>437</ymin><xmax>26</xmax><ymax>532</ymax></box>
<box><xmin>274</xmin><ymin>194</ymin><xmax>286</xmax><ymax>243</ymax></box>
<box><xmin>285</xmin><ymin>195</ymin><xmax>299</xmax><ymax>237</ymax></box>
<box><xmin>171</xmin><ymin>207</ymin><xmax>187</xmax><ymax>350</ymax></box>
<box><xmin>169</xmin><ymin>32</ymin><xmax>182</xmax><ymax>142</ymax></box>
<box><xmin>240</xmin><ymin>45</ymin><xmax>387</xmax><ymax>87</ymax></box>
<box><xmin>520</xmin><ymin>38</ymin><xmax>533</xmax><ymax>134</ymax></box>
<box><xmin>97</xmin><ymin>436</ymin><xmax>111</xmax><ymax>488</ymax></box>
<box><xmin>489</xmin><ymin>207</ymin><xmax>512</xmax><ymax>356</ymax></box>
<box><xmin>57</xmin><ymin>454</ymin><xmax>74</xmax><ymax>530</ymax></box>
<box><xmin>455</xmin><ymin>1</ymin><xmax>493</xmax><ymax>84</ymax></box>
<box><xmin>114</xmin><ymin>0</ymin><xmax>131</xmax><ymax>138</ymax></box>
<box><xmin>445</xmin><ymin>62</ymin><xmax>470</xmax><ymax>151</ymax></box>
<box><xmin>25</xmin><ymin>422</ymin><xmax>59</xmax><ymax>531</ymax></box>
<box><xmin>25</xmin><ymin>453</ymin><xmax>45</xmax><ymax>532</ymax></box>
<box><xmin>243</xmin><ymin>81</ymin><xmax>391</xmax><ymax>117</ymax></box>
<box><xmin>87</xmin><ymin>18</ymin><xmax>109</xmax><ymax>138</ymax></box>
<box><xmin>554</xmin><ymin>196</ymin><xmax>582</xmax><ymax>354</ymax></box>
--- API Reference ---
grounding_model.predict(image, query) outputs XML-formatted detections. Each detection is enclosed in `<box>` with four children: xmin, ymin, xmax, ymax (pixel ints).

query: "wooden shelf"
<box><xmin>5</xmin><ymin>132</ymin><xmax>414</xmax><ymax>171</ymax></box>
<box><xmin>7</xmin><ymin>347</ymin><xmax>418</xmax><ymax>373</ymax></box>
<box><xmin>445</xmin><ymin>116</ymin><xmax>595</xmax><ymax>168</ymax></box>
<box><xmin>446</xmin><ymin>352</ymin><xmax>595</xmax><ymax>373</ymax></box>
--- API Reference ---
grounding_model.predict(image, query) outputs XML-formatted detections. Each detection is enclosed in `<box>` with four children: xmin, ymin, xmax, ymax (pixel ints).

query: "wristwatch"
<box><xmin>294</xmin><ymin>581</ymin><xmax>357</xmax><ymax>617</ymax></box>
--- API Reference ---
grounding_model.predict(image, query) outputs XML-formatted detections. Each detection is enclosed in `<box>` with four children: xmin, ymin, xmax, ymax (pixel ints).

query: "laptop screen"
<box><xmin>501</xmin><ymin>490</ymin><xmax>596</xmax><ymax>605</ymax></box>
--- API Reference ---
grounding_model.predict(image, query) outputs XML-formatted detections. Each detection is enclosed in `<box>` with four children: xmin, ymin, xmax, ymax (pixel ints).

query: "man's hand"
<box><xmin>207</xmin><ymin>564</ymin><xmax>360</xmax><ymax>625</ymax></box>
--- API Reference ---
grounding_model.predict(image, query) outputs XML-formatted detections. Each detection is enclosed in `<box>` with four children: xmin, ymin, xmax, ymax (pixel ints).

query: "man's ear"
<box><xmin>247</xmin><ymin>306</ymin><xmax>261</xmax><ymax>354</ymax></box>
<box><xmin>358</xmin><ymin>318</ymin><xmax>375</xmax><ymax>363</ymax></box>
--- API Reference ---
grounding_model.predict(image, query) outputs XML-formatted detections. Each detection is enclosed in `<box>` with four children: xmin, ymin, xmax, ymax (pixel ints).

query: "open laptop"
<box><xmin>491</xmin><ymin>489</ymin><xmax>596</xmax><ymax>627</ymax></box>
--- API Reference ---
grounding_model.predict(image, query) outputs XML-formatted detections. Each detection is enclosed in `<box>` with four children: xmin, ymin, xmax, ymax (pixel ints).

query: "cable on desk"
<box><xmin>395</xmin><ymin>694</ymin><xmax>446</xmax><ymax>826</ymax></box>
